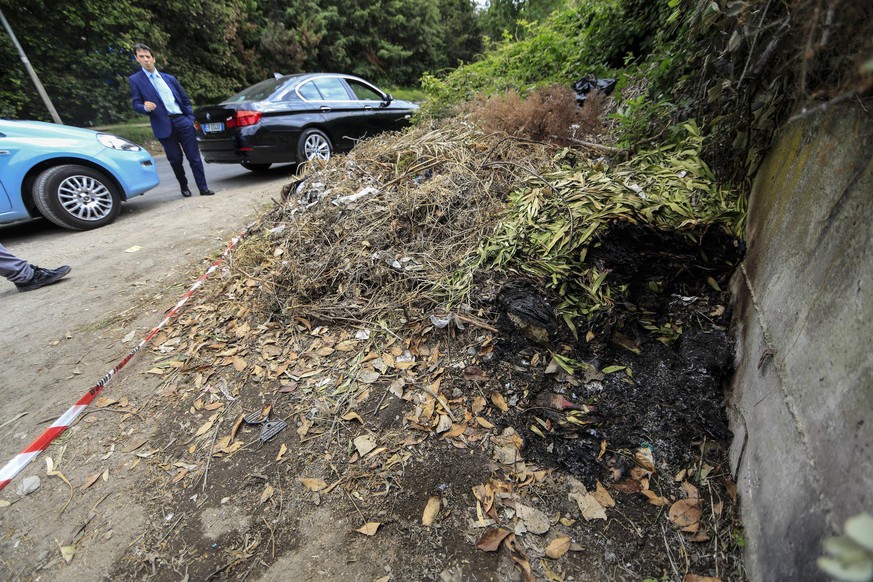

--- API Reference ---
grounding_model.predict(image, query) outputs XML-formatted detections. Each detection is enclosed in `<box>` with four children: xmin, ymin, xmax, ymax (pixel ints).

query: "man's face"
<box><xmin>135</xmin><ymin>50</ymin><xmax>156</xmax><ymax>72</ymax></box>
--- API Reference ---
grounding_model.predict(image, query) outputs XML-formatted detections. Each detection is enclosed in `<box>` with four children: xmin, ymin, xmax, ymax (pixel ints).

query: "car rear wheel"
<box><xmin>32</xmin><ymin>165</ymin><xmax>121</xmax><ymax>230</ymax></box>
<box><xmin>297</xmin><ymin>128</ymin><xmax>332</xmax><ymax>162</ymax></box>
<box><xmin>240</xmin><ymin>162</ymin><xmax>272</xmax><ymax>173</ymax></box>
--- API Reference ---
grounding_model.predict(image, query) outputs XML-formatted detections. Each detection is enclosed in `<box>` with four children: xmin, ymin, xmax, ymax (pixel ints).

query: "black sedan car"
<box><xmin>194</xmin><ymin>73</ymin><xmax>418</xmax><ymax>172</ymax></box>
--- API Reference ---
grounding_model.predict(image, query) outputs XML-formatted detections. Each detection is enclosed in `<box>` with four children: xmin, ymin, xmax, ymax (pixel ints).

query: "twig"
<box><xmin>454</xmin><ymin>313</ymin><xmax>499</xmax><ymax>333</ymax></box>
<box><xmin>345</xmin><ymin>489</ymin><xmax>368</xmax><ymax>524</ymax></box>
<box><xmin>421</xmin><ymin>384</ymin><xmax>457</xmax><ymax>422</ymax></box>
<box><xmin>737</xmin><ymin>0</ymin><xmax>775</xmax><ymax>89</ymax></box>
<box><xmin>787</xmin><ymin>90</ymin><xmax>859</xmax><ymax>124</ymax></box>
<box><xmin>262</xmin><ymin>515</ymin><xmax>276</xmax><ymax>559</ymax></box>
<box><xmin>661</xmin><ymin>524</ymin><xmax>681</xmax><ymax>580</ymax></box>
<box><xmin>372</xmin><ymin>385</ymin><xmax>391</xmax><ymax>415</ymax></box>
<box><xmin>564</xmin><ymin>136</ymin><xmax>623</xmax><ymax>153</ymax></box>
<box><xmin>202</xmin><ymin>418</ymin><xmax>223</xmax><ymax>493</ymax></box>
<box><xmin>158</xmin><ymin>513</ymin><xmax>186</xmax><ymax>544</ymax></box>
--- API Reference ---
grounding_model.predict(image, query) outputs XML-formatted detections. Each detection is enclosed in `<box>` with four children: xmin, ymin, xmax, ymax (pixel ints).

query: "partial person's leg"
<box><xmin>174</xmin><ymin>117</ymin><xmax>210</xmax><ymax>193</ymax></box>
<box><xmin>159</xmin><ymin>132</ymin><xmax>189</xmax><ymax>192</ymax></box>
<box><xmin>0</xmin><ymin>243</ymin><xmax>33</xmax><ymax>283</ymax></box>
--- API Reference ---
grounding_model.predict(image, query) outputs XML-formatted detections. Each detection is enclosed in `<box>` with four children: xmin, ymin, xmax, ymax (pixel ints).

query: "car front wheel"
<box><xmin>32</xmin><ymin>165</ymin><xmax>121</xmax><ymax>230</ymax></box>
<box><xmin>297</xmin><ymin>128</ymin><xmax>332</xmax><ymax>162</ymax></box>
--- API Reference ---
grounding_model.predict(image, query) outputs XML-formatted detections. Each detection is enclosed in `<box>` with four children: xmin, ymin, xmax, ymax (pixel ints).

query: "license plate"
<box><xmin>202</xmin><ymin>122</ymin><xmax>224</xmax><ymax>133</ymax></box>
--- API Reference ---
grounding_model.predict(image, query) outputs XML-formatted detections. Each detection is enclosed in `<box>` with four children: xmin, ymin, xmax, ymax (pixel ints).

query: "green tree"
<box><xmin>0</xmin><ymin>0</ymin><xmax>154</xmax><ymax>124</ymax></box>
<box><xmin>479</xmin><ymin>0</ymin><xmax>565</xmax><ymax>40</ymax></box>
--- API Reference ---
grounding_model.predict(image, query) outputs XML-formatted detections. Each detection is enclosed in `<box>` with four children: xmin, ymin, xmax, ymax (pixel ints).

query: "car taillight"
<box><xmin>226</xmin><ymin>110</ymin><xmax>262</xmax><ymax>128</ymax></box>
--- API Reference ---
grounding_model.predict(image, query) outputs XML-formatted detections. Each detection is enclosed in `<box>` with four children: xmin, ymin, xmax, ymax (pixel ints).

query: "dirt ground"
<box><xmin>0</xmin><ymin>172</ymin><xmax>288</xmax><ymax>580</ymax></box>
<box><xmin>0</xmin><ymin>143</ymin><xmax>747</xmax><ymax>581</ymax></box>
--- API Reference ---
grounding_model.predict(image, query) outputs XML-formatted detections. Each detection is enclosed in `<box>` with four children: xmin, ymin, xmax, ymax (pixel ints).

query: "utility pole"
<box><xmin>0</xmin><ymin>7</ymin><xmax>63</xmax><ymax>124</ymax></box>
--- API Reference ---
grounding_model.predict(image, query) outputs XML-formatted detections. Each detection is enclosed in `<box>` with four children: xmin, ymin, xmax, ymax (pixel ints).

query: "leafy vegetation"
<box><xmin>423</xmin><ymin>0</ymin><xmax>872</xmax><ymax>183</ymax></box>
<box><xmin>463</xmin><ymin>121</ymin><xmax>744</xmax><ymax>333</ymax></box>
<box><xmin>0</xmin><ymin>0</ymin><xmax>483</xmax><ymax>126</ymax></box>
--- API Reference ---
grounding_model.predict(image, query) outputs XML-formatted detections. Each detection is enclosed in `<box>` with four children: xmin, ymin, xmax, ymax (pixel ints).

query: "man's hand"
<box><xmin>144</xmin><ymin>101</ymin><xmax>157</xmax><ymax>112</ymax></box>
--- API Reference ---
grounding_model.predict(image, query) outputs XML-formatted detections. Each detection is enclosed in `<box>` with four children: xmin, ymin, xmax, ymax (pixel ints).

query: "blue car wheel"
<box><xmin>32</xmin><ymin>164</ymin><xmax>121</xmax><ymax>230</ymax></box>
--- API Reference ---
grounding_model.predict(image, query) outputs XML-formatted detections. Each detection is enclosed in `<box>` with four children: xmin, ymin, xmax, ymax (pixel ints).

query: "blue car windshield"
<box><xmin>222</xmin><ymin>76</ymin><xmax>300</xmax><ymax>103</ymax></box>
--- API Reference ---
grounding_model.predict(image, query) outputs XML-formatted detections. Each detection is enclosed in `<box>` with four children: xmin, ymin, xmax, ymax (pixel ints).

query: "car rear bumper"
<box><xmin>199</xmin><ymin>140</ymin><xmax>298</xmax><ymax>165</ymax></box>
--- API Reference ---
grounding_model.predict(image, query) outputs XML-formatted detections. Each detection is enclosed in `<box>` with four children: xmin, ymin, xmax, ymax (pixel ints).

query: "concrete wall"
<box><xmin>728</xmin><ymin>102</ymin><xmax>873</xmax><ymax>581</ymax></box>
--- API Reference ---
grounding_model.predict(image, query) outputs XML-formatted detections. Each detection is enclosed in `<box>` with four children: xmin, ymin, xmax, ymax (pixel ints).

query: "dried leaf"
<box><xmin>358</xmin><ymin>370</ymin><xmax>381</xmax><ymax>384</ymax></box>
<box><xmin>516</xmin><ymin>503</ymin><xmax>550</xmax><ymax>534</ymax></box>
<box><xmin>476</xmin><ymin>528</ymin><xmax>512</xmax><ymax>551</ymax></box>
<box><xmin>435</xmin><ymin>414</ymin><xmax>452</xmax><ymax>434</ymax></box>
<box><xmin>611</xmin><ymin>479</ymin><xmax>642</xmax><ymax>494</ymax></box>
<box><xmin>232</xmin><ymin>356</ymin><xmax>248</xmax><ymax>372</ymax></box>
<box><xmin>640</xmin><ymin>489</ymin><xmax>670</xmax><ymax>506</ymax></box>
<box><xmin>299</xmin><ymin>478</ymin><xmax>328</xmax><ymax>492</ymax></box>
<box><xmin>80</xmin><ymin>473</ymin><xmax>100</xmax><ymax>490</ymax></box>
<box><xmin>341</xmin><ymin>411</ymin><xmax>364</xmax><ymax>424</ymax></box>
<box><xmin>260</xmin><ymin>484</ymin><xmax>275</xmax><ymax>504</ymax></box>
<box><xmin>634</xmin><ymin>447</ymin><xmax>655</xmax><ymax>472</ymax></box>
<box><xmin>122</xmin><ymin>437</ymin><xmax>149</xmax><ymax>453</ymax></box>
<box><xmin>443</xmin><ymin>423</ymin><xmax>467</xmax><ymax>439</ymax></box>
<box><xmin>472</xmin><ymin>396</ymin><xmax>487</xmax><ymax>414</ymax></box>
<box><xmin>276</xmin><ymin>443</ymin><xmax>288</xmax><ymax>461</ymax></box>
<box><xmin>545</xmin><ymin>536</ymin><xmax>572</xmax><ymax>559</ymax></box>
<box><xmin>475</xmin><ymin>416</ymin><xmax>495</xmax><ymax>429</ymax></box>
<box><xmin>683</xmin><ymin>575</ymin><xmax>722</xmax><ymax>582</ymax></box>
<box><xmin>45</xmin><ymin>457</ymin><xmax>72</xmax><ymax>488</ymax></box>
<box><xmin>593</xmin><ymin>481</ymin><xmax>615</xmax><ymax>508</ymax></box>
<box><xmin>669</xmin><ymin>499</ymin><xmax>702</xmax><ymax>528</ymax></box>
<box><xmin>60</xmin><ymin>544</ymin><xmax>76</xmax><ymax>563</ymax></box>
<box><xmin>505</xmin><ymin>535</ymin><xmax>535</xmax><ymax>582</ymax></box>
<box><xmin>94</xmin><ymin>397</ymin><xmax>118</xmax><ymax>408</ymax></box>
<box><xmin>422</xmin><ymin>496</ymin><xmax>441</xmax><ymax>526</ymax></box>
<box><xmin>463</xmin><ymin>366</ymin><xmax>489</xmax><ymax>382</ymax></box>
<box><xmin>682</xmin><ymin>480</ymin><xmax>700</xmax><ymax>501</ymax></box>
<box><xmin>569</xmin><ymin>491</ymin><xmax>607</xmax><ymax>521</ymax></box>
<box><xmin>194</xmin><ymin>416</ymin><xmax>216</xmax><ymax>438</ymax></box>
<box><xmin>353</xmin><ymin>434</ymin><xmax>377</xmax><ymax>456</ymax></box>
<box><xmin>356</xmin><ymin>522</ymin><xmax>380</xmax><ymax>536</ymax></box>
<box><xmin>490</xmin><ymin>392</ymin><xmax>509</xmax><ymax>412</ymax></box>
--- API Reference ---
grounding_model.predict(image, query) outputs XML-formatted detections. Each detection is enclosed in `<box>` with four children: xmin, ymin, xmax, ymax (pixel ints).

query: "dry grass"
<box><xmin>464</xmin><ymin>84</ymin><xmax>606</xmax><ymax>145</ymax></box>
<box><xmin>230</xmin><ymin>120</ymin><xmax>559</xmax><ymax>327</ymax></box>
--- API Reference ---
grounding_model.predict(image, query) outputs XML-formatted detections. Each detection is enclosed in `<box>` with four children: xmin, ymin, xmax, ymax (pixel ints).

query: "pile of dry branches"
<box><xmin>231</xmin><ymin>120</ymin><xmax>558</xmax><ymax>326</ymax></box>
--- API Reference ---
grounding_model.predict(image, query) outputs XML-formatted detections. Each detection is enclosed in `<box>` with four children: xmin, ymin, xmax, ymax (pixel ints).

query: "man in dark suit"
<box><xmin>129</xmin><ymin>43</ymin><xmax>214</xmax><ymax>197</ymax></box>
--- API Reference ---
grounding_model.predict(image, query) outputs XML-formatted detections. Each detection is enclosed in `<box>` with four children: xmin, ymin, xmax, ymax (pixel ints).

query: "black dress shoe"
<box><xmin>16</xmin><ymin>265</ymin><xmax>72</xmax><ymax>292</ymax></box>
<box><xmin>181</xmin><ymin>188</ymin><xmax>192</xmax><ymax>198</ymax></box>
<box><xmin>199</xmin><ymin>189</ymin><xmax>215</xmax><ymax>196</ymax></box>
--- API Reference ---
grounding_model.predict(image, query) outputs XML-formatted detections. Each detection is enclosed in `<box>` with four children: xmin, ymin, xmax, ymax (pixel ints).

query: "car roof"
<box><xmin>221</xmin><ymin>73</ymin><xmax>377</xmax><ymax>104</ymax></box>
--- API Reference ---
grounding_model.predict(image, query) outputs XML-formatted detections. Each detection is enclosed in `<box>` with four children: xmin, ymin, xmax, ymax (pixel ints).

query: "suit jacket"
<box><xmin>129</xmin><ymin>69</ymin><xmax>194</xmax><ymax>140</ymax></box>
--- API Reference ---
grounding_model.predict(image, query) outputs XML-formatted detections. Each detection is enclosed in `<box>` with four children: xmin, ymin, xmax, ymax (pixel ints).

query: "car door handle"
<box><xmin>0</xmin><ymin>150</ymin><xmax>9</xmax><ymax>155</ymax></box>
<box><xmin>320</xmin><ymin>106</ymin><xmax>331</xmax><ymax>112</ymax></box>
<box><xmin>364</xmin><ymin>105</ymin><xmax>373</xmax><ymax>111</ymax></box>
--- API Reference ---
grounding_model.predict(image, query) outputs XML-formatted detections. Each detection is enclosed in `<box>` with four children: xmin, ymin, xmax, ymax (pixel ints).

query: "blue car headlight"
<box><xmin>97</xmin><ymin>133</ymin><xmax>142</xmax><ymax>152</ymax></box>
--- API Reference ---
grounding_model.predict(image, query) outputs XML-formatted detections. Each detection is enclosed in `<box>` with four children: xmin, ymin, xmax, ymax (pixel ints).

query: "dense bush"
<box><xmin>423</xmin><ymin>0</ymin><xmax>873</xmax><ymax>184</ymax></box>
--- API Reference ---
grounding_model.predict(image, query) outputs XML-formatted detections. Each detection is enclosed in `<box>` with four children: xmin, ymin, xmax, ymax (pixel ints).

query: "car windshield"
<box><xmin>222</xmin><ymin>76</ymin><xmax>299</xmax><ymax>103</ymax></box>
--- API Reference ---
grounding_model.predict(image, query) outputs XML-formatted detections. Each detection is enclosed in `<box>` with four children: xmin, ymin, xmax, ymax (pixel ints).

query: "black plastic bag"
<box><xmin>572</xmin><ymin>76</ymin><xmax>617</xmax><ymax>105</ymax></box>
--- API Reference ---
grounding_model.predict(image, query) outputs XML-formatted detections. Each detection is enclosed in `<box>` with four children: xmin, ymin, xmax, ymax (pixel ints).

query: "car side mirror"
<box><xmin>381</xmin><ymin>94</ymin><xmax>394</xmax><ymax>107</ymax></box>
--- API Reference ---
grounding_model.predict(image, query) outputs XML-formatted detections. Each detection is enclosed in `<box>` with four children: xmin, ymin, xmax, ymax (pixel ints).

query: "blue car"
<box><xmin>0</xmin><ymin>119</ymin><xmax>159</xmax><ymax>230</ymax></box>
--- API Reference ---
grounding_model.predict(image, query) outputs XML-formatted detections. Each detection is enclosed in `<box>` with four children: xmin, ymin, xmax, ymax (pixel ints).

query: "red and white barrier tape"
<box><xmin>0</xmin><ymin>232</ymin><xmax>247</xmax><ymax>491</ymax></box>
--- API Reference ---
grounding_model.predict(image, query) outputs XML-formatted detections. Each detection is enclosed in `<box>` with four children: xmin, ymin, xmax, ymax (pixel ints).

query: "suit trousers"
<box><xmin>160</xmin><ymin>116</ymin><xmax>209</xmax><ymax>192</ymax></box>
<box><xmin>0</xmin><ymin>243</ymin><xmax>32</xmax><ymax>283</ymax></box>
